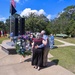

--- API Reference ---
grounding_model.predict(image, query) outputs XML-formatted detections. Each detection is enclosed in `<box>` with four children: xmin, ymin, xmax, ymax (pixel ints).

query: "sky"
<box><xmin>0</xmin><ymin>0</ymin><xmax>75</xmax><ymax>22</ymax></box>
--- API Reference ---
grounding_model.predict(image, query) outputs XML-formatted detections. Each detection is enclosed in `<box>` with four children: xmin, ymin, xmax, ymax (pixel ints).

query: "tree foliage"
<box><xmin>25</xmin><ymin>13</ymin><xmax>51</xmax><ymax>34</ymax></box>
<box><xmin>0</xmin><ymin>21</ymin><xmax>5</xmax><ymax>31</ymax></box>
<box><xmin>51</xmin><ymin>5</ymin><xmax>75</xmax><ymax>37</ymax></box>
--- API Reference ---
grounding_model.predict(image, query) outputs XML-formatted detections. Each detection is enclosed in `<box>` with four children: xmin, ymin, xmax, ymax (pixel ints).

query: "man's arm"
<box><xmin>38</xmin><ymin>44</ymin><xmax>44</xmax><ymax>48</ymax></box>
<box><xmin>37</xmin><ymin>39</ymin><xmax>47</xmax><ymax>48</ymax></box>
<box><xmin>35</xmin><ymin>35</ymin><xmax>48</xmax><ymax>48</ymax></box>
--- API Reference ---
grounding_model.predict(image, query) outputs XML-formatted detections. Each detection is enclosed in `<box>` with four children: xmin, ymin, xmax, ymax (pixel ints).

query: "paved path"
<box><xmin>55</xmin><ymin>39</ymin><xmax>75</xmax><ymax>47</ymax></box>
<box><xmin>0</xmin><ymin>39</ymin><xmax>75</xmax><ymax>75</ymax></box>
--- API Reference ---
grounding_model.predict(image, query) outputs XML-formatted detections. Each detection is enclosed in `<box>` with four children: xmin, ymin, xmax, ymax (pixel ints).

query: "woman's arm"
<box><xmin>36</xmin><ymin>39</ymin><xmax>47</xmax><ymax>48</ymax></box>
<box><xmin>31</xmin><ymin>42</ymin><xmax>34</xmax><ymax>48</ymax></box>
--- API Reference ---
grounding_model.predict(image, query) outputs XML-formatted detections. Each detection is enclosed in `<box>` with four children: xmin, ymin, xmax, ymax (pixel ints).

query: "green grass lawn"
<box><xmin>55</xmin><ymin>37</ymin><xmax>75</xmax><ymax>44</ymax></box>
<box><xmin>54</xmin><ymin>40</ymin><xmax>64</xmax><ymax>45</ymax></box>
<box><xmin>0</xmin><ymin>37</ymin><xmax>9</xmax><ymax>44</ymax></box>
<box><xmin>49</xmin><ymin>46</ymin><xmax>75</xmax><ymax>74</ymax></box>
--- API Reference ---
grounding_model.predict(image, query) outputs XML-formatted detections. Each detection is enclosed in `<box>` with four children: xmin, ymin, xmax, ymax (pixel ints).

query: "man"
<box><xmin>49</xmin><ymin>34</ymin><xmax>54</xmax><ymax>49</ymax></box>
<box><xmin>10</xmin><ymin>32</ymin><xmax>13</xmax><ymax>41</ymax></box>
<box><xmin>36</xmin><ymin>30</ymin><xmax>50</xmax><ymax>67</ymax></box>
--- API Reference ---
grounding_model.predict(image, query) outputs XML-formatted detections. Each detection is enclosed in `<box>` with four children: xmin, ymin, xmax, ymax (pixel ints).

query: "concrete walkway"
<box><xmin>55</xmin><ymin>39</ymin><xmax>75</xmax><ymax>47</ymax></box>
<box><xmin>0</xmin><ymin>39</ymin><xmax>75</xmax><ymax>75</ymax></box>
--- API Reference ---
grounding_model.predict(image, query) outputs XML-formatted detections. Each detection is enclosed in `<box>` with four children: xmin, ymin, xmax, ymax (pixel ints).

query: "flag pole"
<box><xmin>10</xmin><ymin>14</ymin><xmax>11</xmax><ymax>33</ymax></box>
<box><xmin>10</xmin><ymin>0</ymin><xmax>17</xmax><ymax>33</ymax></box>
<box><xmin>10</xmin><ymin>0</ymin><xmax>11</xmax><ymax>34</ymax></box>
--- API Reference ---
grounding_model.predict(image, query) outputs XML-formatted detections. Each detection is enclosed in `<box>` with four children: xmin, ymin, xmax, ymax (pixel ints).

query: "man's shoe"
<box><xmin>43</xmin><ymin>65</ymin><xmax>47</xmax><ymax>68</ymax></box>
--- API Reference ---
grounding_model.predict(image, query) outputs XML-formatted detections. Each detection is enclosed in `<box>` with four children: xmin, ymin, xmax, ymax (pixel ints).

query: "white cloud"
<box><xmin>47</xmin><ymin>15</ymin><xmax>51</xmax><ymax>20</ymax></box>
<box><xmin>20</xmin><ymin>8</ymin><xmax>54</xmax><ymax>20</ymax></box>
<box><xmin>20</xmin><ymin>8</ymin><xmax>45</xmax><ymax>17</ymax></box>
<box><xmin>14</xmin><ymin>0</ymin><xmax>28</xmax><ymax>4</ymax></box>
<box><xmin>0</xmin><ymin>17</ymin><xmax>6</xmax><ymax>21</ymax></box>
<box><xmin>15</xmin><ymin>0</ymin><xmax>19</xmax><ymax>2</ymax></box>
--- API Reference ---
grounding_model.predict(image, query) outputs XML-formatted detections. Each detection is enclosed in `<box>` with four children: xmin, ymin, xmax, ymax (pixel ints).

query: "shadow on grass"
<box><xmin>42</xmin><ymin>59</ymin><xmax>59</xmax><ymax>69</ymax></box>
<box><xmin>51</xmin><ymin>59</ymin><xmax>59</xmax><ymax>65</ymax></box>
<box><xmin>53</xmin><ymin>46</ymin><xmax>58</xmax><ymax>49</ymax></box>
<box><xmin>48</xmin><ymin>59</ymin><xmax>59</xmax><ymax>66</ymax></box>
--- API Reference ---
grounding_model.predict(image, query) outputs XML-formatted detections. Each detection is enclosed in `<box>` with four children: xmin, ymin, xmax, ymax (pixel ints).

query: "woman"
<box><xmin>31</xmin><ymin>33</ymin><xmax>44</xmax><ymax>71</ymax></box>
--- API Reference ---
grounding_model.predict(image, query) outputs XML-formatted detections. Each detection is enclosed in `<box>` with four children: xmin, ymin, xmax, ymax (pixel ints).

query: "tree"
<box><xmin>25</xmin><ymin>13</ymin><xmax>50</xmax><ymax>33</ymax></box>
<box><xmin>5</xmin><ymin>19</ymin><xmax>10</xmax><ymax>33</ymax></box>
<box><xmin>0</xmin><ymin>21</ymin><xmax>5</xmax><ymax>31</ymax></box>
<box><xmin>51</xmin><ymin>5</ymin><xmax>75</xmax><ymax>37</ymax></box>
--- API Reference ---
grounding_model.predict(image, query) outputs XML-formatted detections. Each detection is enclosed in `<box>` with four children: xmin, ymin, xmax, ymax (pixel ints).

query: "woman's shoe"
<box><xmin>38</xmin><ymin>67</ymin><xmax>40</xmax><ymax>71</ymax></box>
<box><xmin>34</xmin><ymin>66</ymin><xmax>37</xmax><ymax>69</ymax></box>
<box><xmin>33</xmin><ymin>66</ymin><xmax>35</xmax><ymax>68</ymax></box>
<box><xmin>35</xmin><ymin>66</ymin><xmax>38</xmax><ymax>69</ymax></box>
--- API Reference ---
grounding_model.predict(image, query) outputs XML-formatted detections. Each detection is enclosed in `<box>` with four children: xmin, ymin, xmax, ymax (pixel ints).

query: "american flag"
<box><xmin>11</xmin><ymin>0</ymin><xmax>16</xmax><ymax>7</ymax></box>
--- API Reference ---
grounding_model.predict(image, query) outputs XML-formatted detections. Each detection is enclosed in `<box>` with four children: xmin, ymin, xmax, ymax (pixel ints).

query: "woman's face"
<box><xmin>31</xmin><ymin>34</ymin><xmax>33</xmax><ymax>37</ymax></box>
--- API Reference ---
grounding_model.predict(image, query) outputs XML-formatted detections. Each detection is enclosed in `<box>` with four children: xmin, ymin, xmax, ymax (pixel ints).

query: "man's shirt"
<box><xmin>38</xmin><ymin>35</ymin><xmax>49</xmax><ymax>48</ymax></box>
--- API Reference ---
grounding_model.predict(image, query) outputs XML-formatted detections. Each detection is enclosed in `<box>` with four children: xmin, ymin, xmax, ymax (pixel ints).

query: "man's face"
<box><xmin>41</xmin><ymin>33</ymin><xmax>43</xmax><ymax>36</ymax></box>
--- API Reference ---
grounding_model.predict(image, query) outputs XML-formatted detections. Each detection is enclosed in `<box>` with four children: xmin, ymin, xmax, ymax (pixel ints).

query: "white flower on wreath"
<box><xmin>20</xmin><ymin>47</ymin><xmax>22</xmax><ymax>49</ymax></box>
<box><xmin>17</xmin><ymin>42</ymin><xmax>21</xmax><ymax>44</ymax></box>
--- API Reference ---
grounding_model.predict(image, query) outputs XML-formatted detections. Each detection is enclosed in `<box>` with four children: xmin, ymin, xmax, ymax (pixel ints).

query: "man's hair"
<box><xmin>41</xmin><ymin>30</ymin><xmax>45</xmax><ymax>34</ymax></box>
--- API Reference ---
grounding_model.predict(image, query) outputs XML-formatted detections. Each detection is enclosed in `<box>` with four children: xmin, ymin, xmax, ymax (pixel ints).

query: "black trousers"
<box><xmin>32</xmin><ymin>48</ymin><xmax>43</xmax><ymax>67</ymax></box>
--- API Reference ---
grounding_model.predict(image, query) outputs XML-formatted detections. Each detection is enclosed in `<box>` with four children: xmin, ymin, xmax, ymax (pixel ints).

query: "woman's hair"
<box><xmin>36</xmin><ymin>33</ymin><xmax>42</xmax><ymax>39</ymax></box>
